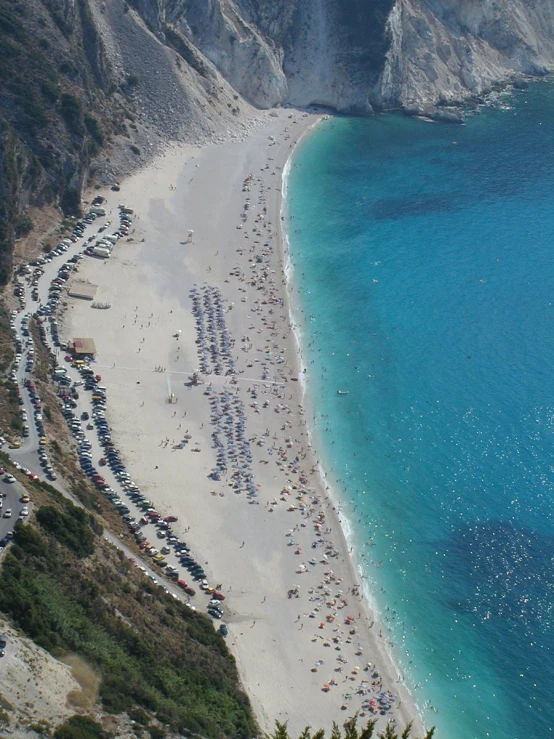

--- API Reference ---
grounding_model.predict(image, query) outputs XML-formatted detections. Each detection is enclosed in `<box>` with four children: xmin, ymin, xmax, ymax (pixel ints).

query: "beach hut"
<box><xmin>70</xmin><ymin>338</ymin><xmax>97</xmax><ymax>358</ymax></box>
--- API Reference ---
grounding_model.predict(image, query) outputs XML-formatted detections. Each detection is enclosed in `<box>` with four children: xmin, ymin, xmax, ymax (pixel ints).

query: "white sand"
<box><xmin>64</xmin><ymin>109</ymin><xmax>425</xmax><ymax>736</ymax></box>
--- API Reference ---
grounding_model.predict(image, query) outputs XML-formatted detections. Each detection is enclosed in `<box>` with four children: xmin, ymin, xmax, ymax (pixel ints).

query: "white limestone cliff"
<box><xmin>123</xmin><ymin>0</ymin><xmax>554</xmax><ymax>116</ymax></box>
<box><xmin>375</xmin><ymin>0</ymin><xmax>554</xmax><ymax>115</ymax></box>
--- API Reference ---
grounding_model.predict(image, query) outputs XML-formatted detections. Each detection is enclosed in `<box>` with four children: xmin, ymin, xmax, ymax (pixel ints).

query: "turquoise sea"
<box><xmin>285</xmin><ymin>81</ymin><xmax>554</xmax><ymax>739</ymax></box>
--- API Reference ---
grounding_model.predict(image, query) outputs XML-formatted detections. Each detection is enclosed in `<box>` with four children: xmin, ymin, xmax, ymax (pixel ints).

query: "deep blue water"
<box><xmin>285</xmin><ymin>82</ymin><xmax>554</xmax><ymax>739</ymax></box>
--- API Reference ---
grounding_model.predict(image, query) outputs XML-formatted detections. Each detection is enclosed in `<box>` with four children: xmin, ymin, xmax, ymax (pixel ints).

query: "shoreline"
<box><xmin>63</xmin><ymin>107</ymin><xmax>425</xmax><ymax>736</ymax></box>
<box><xmin>280</xmin><ymin>125</ymin><xmax>426</xmax><ymax>732</ymax></box>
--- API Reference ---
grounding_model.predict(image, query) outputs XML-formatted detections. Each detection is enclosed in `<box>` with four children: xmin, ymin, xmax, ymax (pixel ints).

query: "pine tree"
<box><xmin>265</xmin><ymin>714</ymin><xmax>435</xmax><ymax>739</ymax></box>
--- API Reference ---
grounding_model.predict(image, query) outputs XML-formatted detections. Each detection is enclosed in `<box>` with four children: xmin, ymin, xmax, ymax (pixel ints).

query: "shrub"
<box><xmin>53</xmin><ymin>715</ymin><xmax>108</xmax><ymax>739</ymax></box>
<box><xmin>84</xmin><ymin>115</ymin><xmax>104</xmax><ymax>146</ymax></box>
<box><xmin>36</xmin><ymin>505</ymin><xmax>95</xmax><ymax>558</ymax></box>
<box><xmin>15</xmin><ymin>213</ymin><xmax>33</xmax><ymax>237</ymax></box>
<box><xmin>86</xmin><ymin>139</ymin><xmax>101</xmax><ymax>158</ymax></box>
<box><xmin>129</xmin><ymin>707</ymin><xmax>150</xmax><ymax>726</ymax></box>
<box><xmin>59</xmin><ymin>60</ymin><xmax>75</xmax><ymax>76</ymax></box>
<box><xmin>60</xmin><ymin>93</ymin><xmax>84</xmax><ymax>137</ymax></box>
<box><xmin>129</xmin><ymin>144</ymin><xmax>140</xmax><ymax>156</ymax></box>
<box><xmin>126</xmin><ymin>74</ymin><xmax>140</xmax><ymax>87</ymax></box>
<box><xmin>14</xmin><ymin>523</ymin><xmax>48</xmax><ymax>557</ymax></box>
<box><xmin>40</xmin><ymin>80</ymin><xmax>59</xmax><ymax>103</ymax></box>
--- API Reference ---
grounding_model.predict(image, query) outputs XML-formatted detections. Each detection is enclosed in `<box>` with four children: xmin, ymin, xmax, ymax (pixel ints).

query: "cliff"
<box><xmin>1</xmin><ymin>0</ymin><xmax>553</xmax><ymax>283</ymax></box>
<box><xmin>125</xmin><ymin>0</ymin><xmax>554</xmax><ymax>114</ymax></box>
<box><xmin>375</xmin><ymin>0</ymin><xmax>554</xmax><ymax>118</ymax></box>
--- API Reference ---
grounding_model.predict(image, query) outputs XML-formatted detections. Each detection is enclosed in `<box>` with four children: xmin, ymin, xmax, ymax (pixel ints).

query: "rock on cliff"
<box><xmin>375</xmin><ymin>0</ymin><xmax>554</xmax><ymax>115</ymax></box>
<box><xmin>128</xmin><ymin>0</ymin><xmax>394</xmax><ymax>113</ymax></box>
<box><xmin>126</xmin><ymin>0</ymin><xmax>554</xmax><ymax>115</ymax></box>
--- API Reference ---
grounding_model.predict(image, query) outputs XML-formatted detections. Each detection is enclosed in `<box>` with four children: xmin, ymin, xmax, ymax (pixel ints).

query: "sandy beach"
<box><xmin>62</xmin><ymin>108</ymin><xmax>425</xmax><ymax>736</ymax></box>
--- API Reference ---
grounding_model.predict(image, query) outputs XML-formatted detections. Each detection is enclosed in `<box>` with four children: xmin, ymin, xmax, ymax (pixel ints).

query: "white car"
<box><xmin>3</xmin><ymin>474</ymin><xmax>16</xmax><ymax>483</ymax></box>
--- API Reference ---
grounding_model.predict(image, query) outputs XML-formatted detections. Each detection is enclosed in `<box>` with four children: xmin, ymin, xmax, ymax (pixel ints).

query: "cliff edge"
<box><xmin>375</xmin><ymin>0</ymin><xmax>554</xmax><ymax>117</ymax></box>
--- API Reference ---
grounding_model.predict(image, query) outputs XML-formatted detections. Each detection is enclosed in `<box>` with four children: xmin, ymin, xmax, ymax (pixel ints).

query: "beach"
<box><xmin>62</xmin><ymin>108</ymin><xmax>424</xmax><ymax>736</ymax></box>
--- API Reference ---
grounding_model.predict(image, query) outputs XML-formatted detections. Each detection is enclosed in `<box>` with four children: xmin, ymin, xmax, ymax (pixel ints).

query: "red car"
<box><xmin>213</xmin><ymin>591</ymin><xmax>225</xmax><ymax>601</ymax></box>
<box><xmin>164</xmin><ymin>515</ymin><xmax>178</xmax><ymax>523</ymax></box>
<box><xmin>177</xmin><ymin>579</ymin><xmax>188</xmax><ymax>589</ymax></box>
<box><xmin>139</xmin><ymin>541</ymin><xmax>150</xmax><ymax>550</ymax></box>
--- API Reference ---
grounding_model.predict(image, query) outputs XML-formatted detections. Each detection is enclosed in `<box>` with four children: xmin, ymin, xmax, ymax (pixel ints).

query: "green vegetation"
<box><xmin>0</xmin><ymin>0</ymin><xmax>118</xmax><ymax>282</ymax></box>
<box><xmin>0</xmin><ymin>494</ymin><xmax>256</xmax><ymax>738</ymax></box>
<box><xmin>59</xmin><ymin>60</ymin><xmax>76</xmax><ymax>76</ymax></box>
<box><xmin>54</xmin><ymin>715</ymin><xmax>108</xmax><ymax>739</ymax></box>
<box><xmin>0</xmin><ymin>120</ymin><xmax>20</xmax><ymax>283</ymax></box>
<box><xmin>126</xmin><ymin>74</ymin><xmax>140</xmax><ymax>87</ymax></box>
<box><xmin>14</xmin><ymin>213</ymin><xmax>33</xmax><ymax>237</ymax></box>
<box><xmin>266</xmin><ymin>716</ymin><xmax>435</xmax><ymax>739</ymax></box>
<box><xmin>36</xmin><ymin>505</ymin><xmax>98</xmax><ymax>557</ymax></box>
<box><xmin>60</xmin><ymin>93</ymin><xmax>85</xmax><ymax>138</ymax></box>
<box><xmin>84</xmin><ymin>114</ymin><xmax>104</xmax><ymax>146</ymax></box>
<box><xmin>0</xmin><ymin>307</ymin><xmax>21</xmax><ymax>432</ymax></box>
<box><xmin>129</xmin><ymin>144</ymin><xmax>141</xmax><ymax>155</ymax></box>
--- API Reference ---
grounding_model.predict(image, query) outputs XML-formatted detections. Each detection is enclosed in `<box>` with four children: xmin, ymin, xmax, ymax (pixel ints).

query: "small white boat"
<box><xmin>337</xmin><ymin>390</ymin><xmax>349</xmax><ymax>395</ymax></box>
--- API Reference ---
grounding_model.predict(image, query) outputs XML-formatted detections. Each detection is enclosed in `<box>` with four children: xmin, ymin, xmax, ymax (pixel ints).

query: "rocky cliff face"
<box><xmin>375</xmin><ymin>0</ymin><xmax>554</xmax><ymax>116</ymax></box>
<box><xmin>128</xmin><ymin>0</ymin><xmax>393</xmax><ymax>113</ymax></box>
<box><xmin>127</xmin><ymin>0</ymin><xmax>554</xmax><ymax>115</ymax></box>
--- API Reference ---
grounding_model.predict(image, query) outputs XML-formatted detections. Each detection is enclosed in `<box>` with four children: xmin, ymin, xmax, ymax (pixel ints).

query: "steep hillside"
<box><xmin>0</xmin><ymin>0</ymin><xmax>253</xmax><ymax>285</ymax></box>
<box><xmin>0</xmin><ymin>0</ymin><xmax>111</xmax><ymax>282</ymax></box>
<box><xmin>0</xmin><ymin>478</ymin><xmax>256</xmax><ymax>738</ymax></box>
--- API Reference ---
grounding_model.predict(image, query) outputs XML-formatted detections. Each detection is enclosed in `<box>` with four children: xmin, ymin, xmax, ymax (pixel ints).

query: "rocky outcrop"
<box><xmin>126</xmin><ymin>0</ymin><xmax>554</xmax><ymax>114</ymax></box>
<box><xmin>374</xmin><ymin>0</ymin><xmax>554</xmax><ymax>115</ymax></box>
<box><xmin>127</xmin><ymin>0</ymin><xmax>393</xmax><ymax>112</ymax></box>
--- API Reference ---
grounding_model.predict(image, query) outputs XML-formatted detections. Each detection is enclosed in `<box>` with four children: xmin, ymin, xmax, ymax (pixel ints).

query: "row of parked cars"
<box><xmin>65</xmin><ymin>362</ymin><xmax>226</xmax><ymax>619</ymax></box>
<box><xmin>13</xmin><ymin>201</ymin><xmax>228</xmax><ymax>625</ymax></box>
<box><xmin>84</xmin><ymin>205</ymin><xmax>132</xmax><ymax>259</ymax></box>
